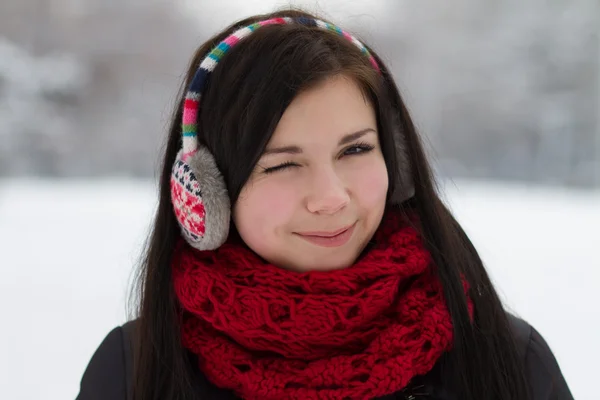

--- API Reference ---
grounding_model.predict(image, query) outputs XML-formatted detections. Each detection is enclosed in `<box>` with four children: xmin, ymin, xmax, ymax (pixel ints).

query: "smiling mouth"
<box><xmin>294</xmin><ymin>223</ymin><xmax>356</xmax><ymax>247</ymax></box>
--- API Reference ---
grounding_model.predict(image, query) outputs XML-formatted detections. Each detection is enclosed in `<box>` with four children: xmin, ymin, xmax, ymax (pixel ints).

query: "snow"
<box><xmin>0</xmin><ymin>179</ymin><xmax>598</xmax><ymax>399</ymax></box>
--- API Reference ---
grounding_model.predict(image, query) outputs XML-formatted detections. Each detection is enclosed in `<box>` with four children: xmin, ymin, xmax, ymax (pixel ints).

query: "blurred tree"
<box><xmin>0</xmin><ymin>0</ymin><xmax>598</xmax><ymax>187</ymax></box>
<box><xmin>0</xmin><ymin>0</ymin><xmax>203</xmax><ymax>177</ymax></box>
<box><xmin>378</xmin><ymin>0</ymin><xmax>599</xmax><ymax>187</ymax></box>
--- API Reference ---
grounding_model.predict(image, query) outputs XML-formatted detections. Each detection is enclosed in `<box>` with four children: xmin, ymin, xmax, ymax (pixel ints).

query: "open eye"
<box><xmin>343</xmin><ymin>141</ymin><xmax>375</xmax><ymax>156</ymax></box>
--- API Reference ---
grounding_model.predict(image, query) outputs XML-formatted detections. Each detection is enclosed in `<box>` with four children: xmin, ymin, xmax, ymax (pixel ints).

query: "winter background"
<box><xmin>0</xmin><ymin>0</ymin><xmax>599</xmax><ymax>399</ymax></box>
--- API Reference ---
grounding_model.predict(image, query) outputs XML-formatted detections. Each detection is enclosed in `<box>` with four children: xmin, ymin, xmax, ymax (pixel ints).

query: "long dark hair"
<box><xmin>132</xmin><ymin>9</ymin><xmax>530</xmax><ymax>400</ymax></box>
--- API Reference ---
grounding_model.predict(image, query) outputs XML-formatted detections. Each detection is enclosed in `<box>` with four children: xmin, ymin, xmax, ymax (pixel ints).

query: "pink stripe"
<box><xmin>182</xmin><ymin>150</ymin><xmax>196</xmax><ymax>162</ymax></box>
<box><xmin>182</xmin><ymin>108</ymin><xmax>197</xmax><ymax>125</ymax></box>
<box><xmin>224</xmin><ymin>35</ymin><xmax>240</xmax><ymax>46</ymax></box>
<box><xmin>369</xmin><ymin>56</ymin><xmax>380</xmax><ymax>72</ymax></box>
<box><xmin>259</xmin><ymin>18</ymin><xmax>286</xmax><ymax>26</ymax></box>
<box><xmin>342</xmin><ymin>31</ymin><xmax>353</xmax><ymax>41</ymax></box>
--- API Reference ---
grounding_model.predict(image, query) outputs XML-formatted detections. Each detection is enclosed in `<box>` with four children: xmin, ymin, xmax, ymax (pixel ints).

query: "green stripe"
<box><xmin>182</xmin><ymin>123</ymin><xmax>197</xmax><ymax>134</ymax></box>
<box><xmin>210</xmin><ymin>47</ymin><xmax>225</xmax><ymax>59</ymax></box>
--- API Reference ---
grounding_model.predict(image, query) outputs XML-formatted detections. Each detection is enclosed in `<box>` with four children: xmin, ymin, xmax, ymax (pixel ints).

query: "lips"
<box><xmin>294</xmin><ymin>223</ymin><xmax>356</xmax><ymax>248</ymax></box>
<box><xmin>296</xmin><ymin>225</ymin><xmax>354</xmax><ymax>238</ymax></box>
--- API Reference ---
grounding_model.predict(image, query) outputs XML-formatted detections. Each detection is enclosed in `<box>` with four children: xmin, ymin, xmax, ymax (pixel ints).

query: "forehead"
<box><xmin>270</xmin><ymin>75</ymin><xmax>376</xmax><ymax>145</ymax></box>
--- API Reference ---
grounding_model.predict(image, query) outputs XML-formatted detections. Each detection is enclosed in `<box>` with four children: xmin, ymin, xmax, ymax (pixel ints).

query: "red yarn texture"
<box><xmin>172</xmin><ymin>211</ymin><xmax>462</xmax><ymax>400</ymax></box>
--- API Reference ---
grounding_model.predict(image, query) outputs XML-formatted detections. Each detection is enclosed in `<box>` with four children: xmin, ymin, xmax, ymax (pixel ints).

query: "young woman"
<box><xmin>77</xmin><ymin>9</ymin><xmax>573</xmax><ymax>400</ymax></box>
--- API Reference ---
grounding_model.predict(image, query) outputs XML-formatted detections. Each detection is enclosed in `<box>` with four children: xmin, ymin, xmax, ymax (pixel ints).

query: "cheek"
<box><xmin>233</xmin><ymin>179</ymin><xmax>298</xmax><ymax>241</ymax></box>
<box><xmin>347</xmin><ymin>156</ymin><xmax>389</xmax><ymax>207</ymax></box>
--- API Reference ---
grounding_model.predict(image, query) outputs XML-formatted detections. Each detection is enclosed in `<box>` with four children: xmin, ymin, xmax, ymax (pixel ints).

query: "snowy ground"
<box><xmin>0</xmin><ymin>179</ymin><xmax>598</xmax><ymax>400</ymax></box>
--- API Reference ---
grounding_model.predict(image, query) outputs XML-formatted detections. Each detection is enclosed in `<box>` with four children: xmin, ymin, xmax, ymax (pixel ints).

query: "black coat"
<box><xmin>76</xmin><ymin>314</ymin><xmax>573</xmax><ymax>400</ymax></box>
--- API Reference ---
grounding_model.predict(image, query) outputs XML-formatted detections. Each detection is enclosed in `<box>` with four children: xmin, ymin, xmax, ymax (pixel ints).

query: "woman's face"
<box><xmin>233</xmin><ymin>75</ymin><xmax>388</xmax><ymax>272</ymax></box>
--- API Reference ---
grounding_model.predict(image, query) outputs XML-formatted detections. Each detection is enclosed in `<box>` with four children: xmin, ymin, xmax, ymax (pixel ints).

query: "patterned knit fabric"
<box><xmin>172</xmin><ymin>210</ymin><xmax>468</xmax><ymax>400</ymax></box>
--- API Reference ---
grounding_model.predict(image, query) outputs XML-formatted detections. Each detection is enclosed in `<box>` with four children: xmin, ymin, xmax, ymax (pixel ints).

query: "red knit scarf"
<box><xmin>172</xmin><ymin>211</ymin><xmax>462</xmax><ymax>400</ymax></box>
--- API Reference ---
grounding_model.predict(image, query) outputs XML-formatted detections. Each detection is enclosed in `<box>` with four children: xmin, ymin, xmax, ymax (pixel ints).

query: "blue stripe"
<box><xmin>189</xmin><ymin>68</ymin><xmax>210</xmax><ymax>93</ymax></box>
<box><xmin>296</xmin><ymin>17</ymin><xmax>316</xmax><ymax>27</ymax></box>
<box><xmin>217</xmin><ymin>42</ymin><xmax>230</xmax><ymax>53</ymax></box>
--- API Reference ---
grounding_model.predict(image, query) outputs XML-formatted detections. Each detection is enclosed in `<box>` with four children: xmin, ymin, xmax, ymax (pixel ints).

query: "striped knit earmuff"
<box><xmin>170</xmin><ymin>16</ymin><xmax>413</xmax><ymax>251</ymax></box>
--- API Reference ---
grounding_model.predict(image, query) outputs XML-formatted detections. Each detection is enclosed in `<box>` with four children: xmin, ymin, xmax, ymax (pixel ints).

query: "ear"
<box><xmin>170</xmin><ymin>147</ymin><xmax>231</xmax><ymax>251</ymax></box>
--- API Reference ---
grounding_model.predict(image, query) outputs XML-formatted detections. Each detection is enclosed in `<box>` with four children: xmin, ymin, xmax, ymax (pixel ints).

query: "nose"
<box><xmin>305</xmin><ymin>166</ymin><xmax>350</xmax><ymax>215</ymax></box>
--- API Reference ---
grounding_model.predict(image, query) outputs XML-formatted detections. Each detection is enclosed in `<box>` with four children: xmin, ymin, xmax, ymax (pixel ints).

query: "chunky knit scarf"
<box><xmin>172</xmin><ymin>210</ymin><xmax>461</xmax><ymax>400</ymax></box>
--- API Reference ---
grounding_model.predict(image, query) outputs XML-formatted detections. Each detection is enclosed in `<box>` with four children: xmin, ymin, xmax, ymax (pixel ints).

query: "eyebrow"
<box><xmin>262</xmin><ymin>128</ymin><xmax>376</xmax><ymax>156</ymax></box>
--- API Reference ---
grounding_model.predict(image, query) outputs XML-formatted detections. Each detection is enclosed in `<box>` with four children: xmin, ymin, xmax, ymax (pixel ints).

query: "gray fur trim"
<box><xmin>183</xmin><ymin>147</ymin><xmax>231</xmax><ymax>250</ymax></box>
<box><xmin>389</xmin><ymin>126</ymin><xmax>415</xmax><ymax>204</ymax></box>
